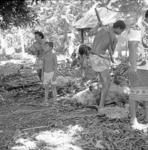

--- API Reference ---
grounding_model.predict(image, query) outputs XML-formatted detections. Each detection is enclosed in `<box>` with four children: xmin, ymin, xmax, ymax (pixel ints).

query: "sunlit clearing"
<box><xmin>144</xmin><ymin>0</ymin><xmax>148</xmax><ymax>5</ymax></box>
<box><xmin>132</xmin><ymin>118</ymin><xmax>148</xmax><ymax>133</ymax></box>
<box><xmin>57</xmin><ymin>54</ymin><xmax>71</xmax><ymax>62</ymax></box>
<box><xmin>123</xmin><ymin>86</ymin><xmax>130</xmax><ymax>95</ymax></box>
<box><xmin>12</xmin><ymin>139</ymin><xmax>37</xmax><ymax>150</ymax></box>
<box><xmin>11</xmin><ymin>125</ymin><xmax>83</xmax><ymax>150</ymax></box>
<box><xmin>0</xmin><ymin>53</ymin><xmax>36</xmax><ymax>66</ymax></box>
<box><xmin>36</xmin><ymin>125</ymin><xmax>83</xmax><ymax>146</ymax></box>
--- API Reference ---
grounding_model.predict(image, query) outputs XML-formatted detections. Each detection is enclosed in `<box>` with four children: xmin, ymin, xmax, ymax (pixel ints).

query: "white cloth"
<box><xmin>128</xmin><ymin>29</ymin><xmax>141</xmax><ymax>42</ymax></box>
<box><xmin>89</xmin><ymin>54</ymin><xmax>110</xmax><ymax>72</ymax></box>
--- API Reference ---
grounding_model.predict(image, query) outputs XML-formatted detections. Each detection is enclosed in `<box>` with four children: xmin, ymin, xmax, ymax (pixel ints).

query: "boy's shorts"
<box><xmin>43</xmin><ymin>72</ymin><xmax>56</xmax><ymax>85</ymax></box>
<box><xmin>89</xmin><ymin>54</ymin><xmax>110</xmax><ymax>72</ymax></box>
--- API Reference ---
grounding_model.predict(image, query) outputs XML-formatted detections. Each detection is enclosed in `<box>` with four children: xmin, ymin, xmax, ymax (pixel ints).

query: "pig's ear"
<box><xmin>89</xmin><ymin>85</ymin><xmax>93</xmax><ymax>91</ymax></box>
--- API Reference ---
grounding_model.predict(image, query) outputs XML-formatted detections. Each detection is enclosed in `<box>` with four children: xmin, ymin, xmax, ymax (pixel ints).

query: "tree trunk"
<box><xmin>19</xmin><ymin>27</ymin><xmax>25</xmax><ymax>56</ymax></box>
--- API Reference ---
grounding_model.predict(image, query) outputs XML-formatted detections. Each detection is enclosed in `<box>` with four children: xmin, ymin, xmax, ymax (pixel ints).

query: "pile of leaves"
<box><xmin>112</xmin><ymin>61</ymin><xmax>129</xmax><ymax>86</ymax></box>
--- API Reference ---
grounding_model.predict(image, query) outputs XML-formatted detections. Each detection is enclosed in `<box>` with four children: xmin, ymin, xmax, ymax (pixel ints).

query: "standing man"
<box><xmin>128</xmin><ymin>10</ymin><xmax>148</xmax><ymax>126</ymax></box>
<box><xmin>29</xmin><ymin>31</ymin><xmax>45</xmax><ymax>81</ymax></box>
<box><xmin>89</xmin><ymin>20</ymin><xmax>126</xmax><ymax>108</ymax></box>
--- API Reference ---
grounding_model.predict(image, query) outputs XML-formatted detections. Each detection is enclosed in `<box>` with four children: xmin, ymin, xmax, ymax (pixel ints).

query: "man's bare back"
<box><xmin>91</xmin><ymin>27</ymin><xmax>117</xmax><ymax>55</ymax></box>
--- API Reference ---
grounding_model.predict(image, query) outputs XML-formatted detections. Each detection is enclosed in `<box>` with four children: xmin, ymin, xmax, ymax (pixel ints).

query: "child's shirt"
<box><xmin>43</xmin><ymin>51</ymin><xmax>57</xmax><ymax>73</ymax></box>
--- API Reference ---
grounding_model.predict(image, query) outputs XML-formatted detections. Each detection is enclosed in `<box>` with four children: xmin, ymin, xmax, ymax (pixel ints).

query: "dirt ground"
<box><xmin>0</xmin><ymin>58</ymin><xmax>148</xmax><ymax>150</ymax></box>
<box><xmin>0</xmin><ymin>96</ymin><xmax>148</xmax><ymax>150</ymax></box>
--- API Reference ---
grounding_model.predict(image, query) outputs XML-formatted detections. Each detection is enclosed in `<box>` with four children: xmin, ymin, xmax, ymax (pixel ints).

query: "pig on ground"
<box><xmin>70</xmin><ymin>82</ymin><xmax>129</xmax><ymax>109</ymax></box>
<box><xmin>62</xmin><ymin>82</ymin><xmax>101</xmax><ymax>110</ymax></box>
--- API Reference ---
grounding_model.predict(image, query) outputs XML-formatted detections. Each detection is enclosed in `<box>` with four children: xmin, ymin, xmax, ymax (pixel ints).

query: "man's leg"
<box><xmin>42</xmin><ymin>73</ymin><xmax>49</xmax><ymax>105</ymax></box>
<box><xmin>51</xmin><ymin>84</ymin><xmax>57</xmax><ymax>101</ymax></box>
<box><xmin>44</xmin><ymin>84</ymin><xmax>49</xmax><ymax>103</ymax></box>
<box><xmin>99</xmin><ymin>69</ymin><xmax>110</xmax><ymax>108</ymax></box>
<box><xmin>129</xmin><ymin>98</ymin><xmax>137</xmax><ymax>124</ymax></box>
<box><xmin>144</xmin><ymin>101</ymin><xmax>148</xmax><ymax>122</ymax></box>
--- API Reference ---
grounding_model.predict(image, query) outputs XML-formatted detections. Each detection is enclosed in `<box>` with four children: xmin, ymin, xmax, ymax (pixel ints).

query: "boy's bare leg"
<box><xmin>99</xmin><ymin>69</ymin><xmax>110</xmax><ymax>108</ymax></box>
<box><xmin>44</xmin><ymin>84</ymin><xmax>49</xmax><ymax>105</ymax></box>
<box><xmin>129</xmin><ymin>99</ymin><xmax>137</xmax><ymax>124</ymax></box>
<box><xmin>51</xmin><ymin>85</ymin><xmax>57</xmax><ymax>101</ymax></box>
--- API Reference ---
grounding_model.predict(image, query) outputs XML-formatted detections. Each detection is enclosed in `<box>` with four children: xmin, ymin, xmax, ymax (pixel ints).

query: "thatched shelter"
<box><xmin>74</xmin><ymin>6</ymin><xmax>139</xmax><ymax>43</ymax></box>
<box><xmin>74</xmin><ymin>7</ymin><xmax>118</xmax><ymax>30</ymax></box>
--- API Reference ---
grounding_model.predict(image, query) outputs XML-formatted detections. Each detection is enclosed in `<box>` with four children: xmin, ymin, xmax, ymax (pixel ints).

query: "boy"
<box><xmin>89</xmin><ymin>20</ymin><xmax>126</xmax><ymax>109</ymax></box>
<box><xmin>42</xmin><ymin>42</ymin><xmax>57</xmax><ymax>106</ymax></box>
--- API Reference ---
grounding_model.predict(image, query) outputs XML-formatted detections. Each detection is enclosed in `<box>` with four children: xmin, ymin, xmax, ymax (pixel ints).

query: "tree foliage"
<box><xmin>0</xmin><ymin>0</ymin><xmax>147</xmax><ymax>55</ymax></box>
<box><xmin>0</xmin><ymin>0</ymin><xmax>36</xmax><ymax>29</ymax></box>
<box><xmin>0</xmin><ymin>0</ymin><xmax>146</xmax><ymax>30</ymax></box>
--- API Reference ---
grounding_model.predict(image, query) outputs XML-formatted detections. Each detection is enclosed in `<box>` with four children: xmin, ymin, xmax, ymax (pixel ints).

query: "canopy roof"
<box><xmin>74</xmin><ymin>6</ymin><xmax>138</xmax><ymax>30</ymax></box>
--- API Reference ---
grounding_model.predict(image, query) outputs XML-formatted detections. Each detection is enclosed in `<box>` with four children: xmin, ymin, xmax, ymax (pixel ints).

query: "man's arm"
<box><xmin>112</xmin><ymin>37</ymin><xmax>118</xmax><ymax>53</ymax></box>
<box><xmin>108</xmin><ymin>33</ymin><xmax>117</xmax><ymax>63</ymax></box>
<box><xmin>28</xmin><ymin>43</ymin><xmax>37</xmax><ymax>56</ymax></box>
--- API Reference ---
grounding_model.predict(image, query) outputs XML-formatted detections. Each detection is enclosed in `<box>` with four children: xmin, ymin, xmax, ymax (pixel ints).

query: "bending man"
<box><xmin>89</xmin><ymin>20</ymin><xmax>126</xmax><ymax>108</ymax></box>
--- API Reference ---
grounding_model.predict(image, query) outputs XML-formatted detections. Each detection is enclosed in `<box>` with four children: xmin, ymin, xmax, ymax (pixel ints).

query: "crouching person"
<box><xmin>42</xmin><ymin>42</ymin><xmax>57</xmax><ymax>106</ymax></box>
<box><xmin>78</xmin><ymin>44</ymin><xmax>91</xmax><ymax>80</ymax></box>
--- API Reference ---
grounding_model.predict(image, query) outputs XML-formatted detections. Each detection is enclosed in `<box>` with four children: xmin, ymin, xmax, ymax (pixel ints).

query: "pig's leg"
<box><xmin>99</xmin><ymin>69</ymin><xmax>111</xmax><ymax>108</ymax></box>
<box><xmin>129</xmin><ymin>98</ymin><xmax>137</xmax><ymax>124</ymax></box>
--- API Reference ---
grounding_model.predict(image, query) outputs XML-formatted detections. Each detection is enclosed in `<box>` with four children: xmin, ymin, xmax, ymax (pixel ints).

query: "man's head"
<box><xmin>44</xmin><ymin>42</ymin><xmax>54</xmax><ymax>52</ymax></box>
<box><xmin>113</xmin><ymin>20</ymin><xmax>126</xmax><ymax>35</ymax></box>
<box><xmin>145</xmin><ymin>10</ymin><xmax>148</xmax><ymax>23</ymax></box>
<box><xmin>34</xmin><ymin>31</ymin><xmax>44</xmax><ymax>42</ymax></box>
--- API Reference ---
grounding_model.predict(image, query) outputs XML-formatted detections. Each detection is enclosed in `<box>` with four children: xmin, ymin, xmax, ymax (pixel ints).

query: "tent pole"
<box><xmin>81</xmin><ymin>29</ymin><xmax>84</xmax><ymax>44</ymax></box>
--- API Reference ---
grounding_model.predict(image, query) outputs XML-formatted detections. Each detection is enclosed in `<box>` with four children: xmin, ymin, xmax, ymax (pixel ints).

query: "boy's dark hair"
<box><xmin>145</xmin><ymin>10</ymin><xmax>148</xmax><ymax>18</ymax></box>
<box><xmin>78</xmin><ymin>44</ymin><xmax>91</xmax><ymax>56</ymax></box>
<box><xmin>113</xmin><ymin>20</ymin><xmax>126</xmax><ymax>30</ymax></box>
<box><xmin>34</xmin><ymin>31</ymin><xmax>44</xmax><ymax>39</ymax></box>
<box><xmin>45</xmin><ymin>41</ymin><xmax>54</xmax><ymax>48</ymax></box>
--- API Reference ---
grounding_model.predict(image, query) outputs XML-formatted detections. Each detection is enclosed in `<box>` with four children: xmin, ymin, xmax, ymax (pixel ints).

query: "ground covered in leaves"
<box><xmin>0</xmin><ymin>55</ymin><xmax>148</xmax><ymax>150</ymax></box>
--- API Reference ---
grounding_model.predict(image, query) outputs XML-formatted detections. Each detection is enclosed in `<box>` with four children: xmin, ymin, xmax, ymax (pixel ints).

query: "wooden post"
<box><xmin>81</xmin><ymin>29</ymin><xmax>84</xmax><ymax>44</ymax></box>
<box><xmin>19</xmin><ymin>27</ymin><xmax>25</xmax><ymax>56</ymax></box>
